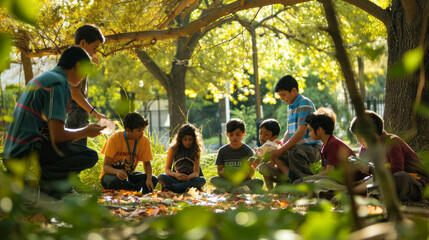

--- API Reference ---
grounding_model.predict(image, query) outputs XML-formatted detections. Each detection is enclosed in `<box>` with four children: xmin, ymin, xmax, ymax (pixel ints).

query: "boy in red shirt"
<box><xmin>307</xmin><ymin>107</ymin><xmax>355</xmax><ymax>175</ymax></box>
<box><xmin>295</xmin><ymin>107</ymin><xmax>356</xmax><ymax>191</ymax></box>
<box><xmin>350</xmin><ymin>110</ymin><xmax>428</xmax><ymax>201</ymax></box>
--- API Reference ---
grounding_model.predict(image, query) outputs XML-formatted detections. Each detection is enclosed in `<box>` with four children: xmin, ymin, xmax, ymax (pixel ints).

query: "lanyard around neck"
<box><xmin>124</xmin><ymin>131</ymin><xmax>138</xmax><ymax>165</ymax></box>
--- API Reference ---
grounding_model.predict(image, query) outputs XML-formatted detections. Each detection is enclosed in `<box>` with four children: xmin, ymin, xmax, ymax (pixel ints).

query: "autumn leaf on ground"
<box><xmin>187</xmin><ymin>187</ymin><xmax>199</xmax><ymax>199</ymax></box>
<box><xmin>28</xmin><ymin>213</ymin><xmax>48</xmax><ymax>224</ymax></box>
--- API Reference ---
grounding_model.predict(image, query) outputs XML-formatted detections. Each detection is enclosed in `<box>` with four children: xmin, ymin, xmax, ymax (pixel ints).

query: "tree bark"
<box><xmin>357</xmin><ymin>56</ymin><xmax>366</xmax><ymax>100</ymax></box>
<box><xmin>250</xmin><ymin>28</ymin><xmax>262</xmax><ymax>120</ymax></box>
<box><xmin>137</xmin><ymin>13</ymin><xmax>203</xmax><ymax>136</ymax></box>
<box><xmin>21</xmin><ymin>52</ymin><xmax>33</xmax><ymax>85</ymax></box>
<box><xmin>384</xmin><ymin>0</ymin><xmax>429</xmax><ymax>151</ymax></box>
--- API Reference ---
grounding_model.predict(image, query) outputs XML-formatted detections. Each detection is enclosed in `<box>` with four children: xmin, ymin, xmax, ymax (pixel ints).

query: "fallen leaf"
<box><xmin>147</xmin><ymin>207</ymin><xmax>160</xmax><ymax>216</ymax></box>
<box><xmin>367</xmin><ymin>206</ymin><xmax>383</xmax><ymax>215</ymax></box>
<box><xmin>28</xmin><ymin>213</ymin><xmax>47</xmax><ymax>223</ymax></box>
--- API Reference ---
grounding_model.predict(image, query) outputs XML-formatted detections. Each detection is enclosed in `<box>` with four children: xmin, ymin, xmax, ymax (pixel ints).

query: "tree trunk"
<box><xmin>167</xmin><ymin>51</ymin><xmax>188</xmax><ymax>132</ymax></box>
<box><xmin>357</xmin><ymin>56</ymin><xmax>366</xmax><ymax>100</ymax></box>
<box><xmin>250</xmin><ymin>28</ymin><xmax>262</xmax><ymax>120</ymax></box>
<box><xmin>137</xmin><ymin>32</ymin><xmax>202</xmax><ymax>136</ymax></box>
<box><xmin>385</xmin><ymin>0</ymin><xmax>429</xmax><ymax>151</ymax></box>
<box><xmin>21</xmin><ymin>52</ymin><xmax>33</xmax><ymax>85</ymax></box>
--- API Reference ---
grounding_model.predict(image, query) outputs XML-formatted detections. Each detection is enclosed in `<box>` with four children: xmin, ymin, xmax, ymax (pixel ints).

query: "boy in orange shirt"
<box><xmin>100</xmin><ymin>112</ymin><xmax>157</xmax><ymax>193</ymax></box>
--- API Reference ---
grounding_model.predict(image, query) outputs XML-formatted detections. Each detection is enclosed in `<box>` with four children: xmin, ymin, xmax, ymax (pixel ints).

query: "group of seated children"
<box><xmin>98</xmin><ymin>75</ymin><xmax>428</xmax><ymax>202</ymax></box>
<box><xmin>100</xmin><ymin>107</ymin><xmax>428</xmax><ymax>203</ymax></box>
<box><xmin>3</xmin><ymin>54</ymin><xmax>427</xmax><ymax>203</ymax></box>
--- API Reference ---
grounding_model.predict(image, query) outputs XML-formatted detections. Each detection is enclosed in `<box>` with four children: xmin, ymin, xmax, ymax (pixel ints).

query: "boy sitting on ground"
<box><xmin>210</xmin><ymin>118</ymin><xmax>263</xmax><ymax>193</ymax></box>
<box><xmin>255</xmin><ymin>119</ymin><xmax>286</xmax><ymax>191</ymax></box>
<box><xmin>306</xmin><ymin>107</ymin><xmax>355</xmax><ymax>176</ymax></box>
<box><xmin>100</xmin><ymin>112</ymin><xmax>158</xmax><ymax>194</ymax></box>
<box><xmin>269</xmin><ymin>75</ymin><xmax>322</xmax><ymax>182</ymax></box>
<box><xmin>295</xmin><ymin>107</ymin><xmax>357</xmax><ymax>196</ymax></box>
<box><xmin>350</xmin><ymin>110</ymin><xmax>429</xmax><ymax>202</ymax></box>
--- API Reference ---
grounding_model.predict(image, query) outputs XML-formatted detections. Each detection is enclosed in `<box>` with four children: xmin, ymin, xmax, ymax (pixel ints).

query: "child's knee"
<box><xmin>258</xmin><ymin>163</ymin><xmax>271</xmax><ymax>176</ymax></box>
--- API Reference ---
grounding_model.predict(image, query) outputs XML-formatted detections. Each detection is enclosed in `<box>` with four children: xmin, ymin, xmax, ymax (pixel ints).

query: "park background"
<box><xmin>1</xmin><ymin>0</ymin><xmax>429</xmax><ymax>239</ymax></box>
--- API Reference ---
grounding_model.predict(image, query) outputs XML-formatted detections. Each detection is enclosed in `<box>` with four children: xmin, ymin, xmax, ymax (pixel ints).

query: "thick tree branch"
<box><xmin>104</xmin><ymin>0</ymin><xmax>306</xmax><ymax>44</ymax></box>
<box><xmin>340</xmin><ymin>0</ymin><xmax>390</xmax><ymax>26</ymax></box>
<box><xmin>100</xmin><ymin>43</ymin><xmax>155</xmax><ymax>57</ymax></box>
<box><xmin>136</xmin><ymin>50</ymin><xmax>169</xmax><ymax>89</ymax></box>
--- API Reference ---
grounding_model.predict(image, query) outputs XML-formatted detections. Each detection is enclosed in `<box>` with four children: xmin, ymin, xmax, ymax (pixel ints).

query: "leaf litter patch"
<box><xmin>98</xmin><ymin>188</ymin><xmax>295</xmax><ymax>220</ymax></box>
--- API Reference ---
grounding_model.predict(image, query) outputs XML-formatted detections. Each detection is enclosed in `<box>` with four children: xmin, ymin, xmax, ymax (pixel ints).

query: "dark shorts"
<box><xmin>279</xmin><ymin>143</ymin><xmax>322</xmax><ymax>182</ymax></box>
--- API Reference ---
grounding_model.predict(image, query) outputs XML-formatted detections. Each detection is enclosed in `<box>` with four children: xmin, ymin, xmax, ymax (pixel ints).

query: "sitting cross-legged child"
<box><xmin>100</xmin><ymin>112</ymin><xmax>158</xmax><ymax>194</ymax></box>
<box><xmin>350</xmin><ymin>110</ymin><xmax>429</xmax><ymax>202</ymax></box>
<box><xmin>158</xmin><ymin>123</ymin><xmax>206</xmax><ymax>193</ymax></box>
<box><xmin>294</xmin><ymin>107</ymin><xmax>358</xmax><ymax>197</ymax></box>
<box><xmin>210</xmin><ymin>118</ymin><xmax>263</xmax><ymax>194</ymax></box>
<box><xmin>252</xmin><ymin>119</ymin><xmax>286</xmax><ymax>191</ymax></box>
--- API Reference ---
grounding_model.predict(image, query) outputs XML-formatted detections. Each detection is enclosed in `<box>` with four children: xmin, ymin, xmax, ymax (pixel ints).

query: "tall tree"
<box><xmin>136</xmin><ymin>0</ymin><xmax>235</xmax><ymax>133</ymax></box>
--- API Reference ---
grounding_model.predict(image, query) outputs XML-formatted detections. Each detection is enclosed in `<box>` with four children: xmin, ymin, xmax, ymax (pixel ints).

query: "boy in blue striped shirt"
<box><xmin>269</xmin><ymin>75</ymin><xmax>322</xmax><ymax>182</ymax></box>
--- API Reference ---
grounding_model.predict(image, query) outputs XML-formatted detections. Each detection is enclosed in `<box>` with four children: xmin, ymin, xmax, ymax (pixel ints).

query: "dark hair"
<box><xmin>226</xmin><ymin>118</ymin><xmax>246</xmax><ymax>133</ymax></box>
<box><xmin>75</xmin><ymin>24</ymin><xmax>105</xmax><ymax>45</ymax></box>
<box><xmin>123</xmin><ymin>112</ymin><xmax>149</xmax><ymax>131</ymax></box>
<box><xmin>170</xmin><ymin>123</ymin><xmax>204</xmax><ymax>160</ymax></box>
<box><xmin>275</xmin><ymin>75</ymin><xmax>299</xmax><ymax>92</ymax></box>
<box><xmin>259</xmin><ymin>119</ymin><xmax>280</xmax><ymax>136</ymax></box>
<box><xmin>350</xmin><ymin>110</ymin><xmax>384</xmax><ymax>135</ymax></box>
<box><xmin>57</xmin><ymin>46</ymin><xmax>91</xmax><ymax>70</ymax></box>
<box><xmin>306</xmin><ymin>107</ymin><xmax>336</xmax><ymax>135</ymax></box>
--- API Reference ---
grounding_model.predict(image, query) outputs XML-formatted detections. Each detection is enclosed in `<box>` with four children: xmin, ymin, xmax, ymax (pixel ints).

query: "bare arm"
<box><xmin>143</xmin><ymin>161</ymin><xmax>154</xmax><ymax>191</ymax></box>
<box><xmin>70</xmin><ymin>87</ymin><xmax>106</xmax><ymax>120</ymax></box>
<box><xmin>164</xmin><ymin>148</ymin><xmax>177</xmax><ymax>177</ymax></box>
<box><xmin>187</xmin><ymin>155</ymin><xmax>201</xmax><ymax>179</ymax></box>
<box><xmin>217</xmin><ymin>165</ymin><xmax>225</xmax><ymax>178</ymax></box>
<box><xmin>48</xmin><ymin>119</ymin><xmax>104</xmax><ymax>143</ymax></box>
<box><xmin>282</xmin><ymin>130</ymin><xmax>290</xmax><ymax>144</ymax></box>
<box><xmin>271</xmin><ymin>124</ymin><xmax>308</xmax><ymax>160</ymax></box>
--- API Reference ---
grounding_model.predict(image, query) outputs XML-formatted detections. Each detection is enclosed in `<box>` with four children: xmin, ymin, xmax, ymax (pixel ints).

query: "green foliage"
<box><xmin>299</xmin><ymin>201</ymin><xmax>351</xmax><ymax>239</ymax></box>
<box><xmin>1</xmin><ymin>0</ymin><xmax>40</xmax><ymax>25</ymax></box>
<box><xmin>115</xmin><ymin>203</ymin><xmax>356</xmax><ymax>239</ymax></box>
<box><xmin>0</xmin><ymin>34</ymin><xmax>12</xmax><ymax>72</ymax></box>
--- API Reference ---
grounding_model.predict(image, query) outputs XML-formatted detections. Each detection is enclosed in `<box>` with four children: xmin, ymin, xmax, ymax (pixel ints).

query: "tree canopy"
<box><xmin>1</xmin><ymin>0</ymin><xmax>427</xmax><ymax>149</ymax></box>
